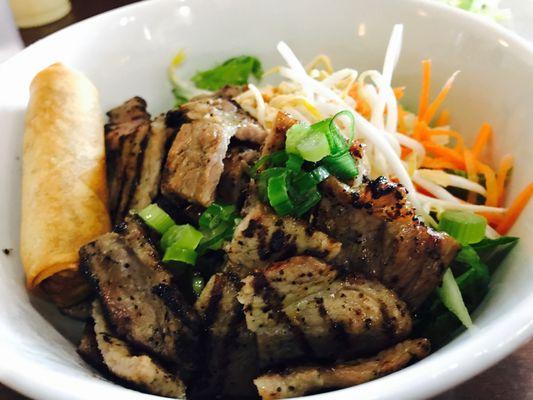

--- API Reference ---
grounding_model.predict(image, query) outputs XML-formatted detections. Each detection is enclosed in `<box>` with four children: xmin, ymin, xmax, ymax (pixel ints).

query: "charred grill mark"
<box><xmin>242</xmin><ymin>219</ymin><xmax>261</xmax><ymax>238</ymax></box>
<box><xmin>164</xmin><ymin>109</ymin><xmax>188</xmax><ymax>129</ymax></box>
<box><xmin>252</xmin><ymin>273</ymin><xmax>315</xmax><ymax>359</ymax></box>
<box><xmin>122</xmin><ymin>128</ymin><xmax>150</xmax><ymax>219</ymax></box>
<box><xmin>377</xmin><ymin>298</ymin><xmax>397</xmax><ymax>340</ymax></box>
<box><xmin>269</xmin><ymin>229</ymin><xmax>287</xmax><ymax>254</ymax></box>
<box><xmin>110</xmin><ymin>133</ymin><xmax>133</xmax><ymax>219</ymax></box>
<box><xmin>152</xmin><ymin>283</ymin><xmax>199</xmax><ymax>330</ymax></box>
<box><xmin>203</xmin><ymin>275</ymin><xmax>224</xmax><ymax>327</ymax></box>
<box><xmin>315</xmin><ymin>297</ymin><xmax>350</xmax><ymax>353</ymax></box>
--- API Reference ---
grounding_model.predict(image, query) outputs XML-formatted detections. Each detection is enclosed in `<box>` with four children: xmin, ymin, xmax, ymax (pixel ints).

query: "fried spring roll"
<box><xmin>21</xmin><ymin>63</ymin><xmax>110</xmax><ymax>306</ymax></box>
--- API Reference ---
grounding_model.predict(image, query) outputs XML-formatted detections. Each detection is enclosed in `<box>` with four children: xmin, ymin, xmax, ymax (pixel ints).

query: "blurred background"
<box><xmin>0</xmin><ymin>0</ymin><xmax>531</xmax><ymax>399</ymax></box>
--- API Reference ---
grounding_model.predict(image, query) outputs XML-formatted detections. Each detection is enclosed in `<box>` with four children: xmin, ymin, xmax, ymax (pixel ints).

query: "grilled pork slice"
<box><xmin>161</xmin><ymin>95</ymin><xmax>266</xmax><ymax>207</ymax></box>
<box><xmin>238</xmin><ymin>256</ymin><xmax>412</xmax><ymax>368</ymax></box>
<box><xmin>314</xmin><ymin>177</ymin><xmax>460</xmax><ymax>310</ymax></box>
<box><xmin>193</xmin><ymin>273</ymin><xmax>258</xmax><ymax>398</ymax></box>
<box><xmin>226</xmin><ymin>204</ymin><xmax>341</xmax><ymax>276</ymax></box>
<box><xmin>254</xmin><ymin>338</ymin><xmax>431</xmax><ymax>400</ymax></box>
<box><xmin>91</xmin><ymin>301</ymin><xmax>187</xmax><ymax>398</ymax></box>
<box><xmin>79</xmin><ymin>216</ymin><xmax>201</xmax><ymax>375</ymax></box>
<box><xmin>260</xmin><ymin>112</ymin><xmax>298</xmax><ymax>157</ymax></box>
<box><xmin>217</xmin><ymin>146</ymin><xmax>259</xmax><ymax>206</ymax></box>
<box><xmin>105</xmin><ymin>98</ymin><xmax>177</xmax><ymax>224</ymax></box>
<box><xmin>78</xmin><ymin>318</ymin><xmax>104</xmax><ymax>369</ymax></box>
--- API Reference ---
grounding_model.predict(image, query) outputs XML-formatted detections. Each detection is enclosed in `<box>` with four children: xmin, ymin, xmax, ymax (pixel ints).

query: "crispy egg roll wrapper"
<box><xmin>21</xmin><ymin>63</ymin><xmax>111</xmax><ymax>298</ymax></box>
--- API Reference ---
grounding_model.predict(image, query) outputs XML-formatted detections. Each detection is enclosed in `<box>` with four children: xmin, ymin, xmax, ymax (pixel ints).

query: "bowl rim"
<box><xmin>0</xmin><ymin>0</ymin><xmax>532</xmax><ymax>399</ymax></box>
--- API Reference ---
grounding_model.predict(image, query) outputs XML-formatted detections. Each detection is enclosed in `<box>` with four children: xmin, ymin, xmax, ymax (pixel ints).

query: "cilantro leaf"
<box><xmin>191</xmin><ymin>56</ymin><xmax>263</xmax><ymax>91</ymax></box>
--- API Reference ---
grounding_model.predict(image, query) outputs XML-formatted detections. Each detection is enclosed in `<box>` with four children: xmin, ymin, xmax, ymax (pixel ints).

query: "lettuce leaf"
<box><xmin>415</xmin><ymin>235</ymin><xmax>519</xmax><ymax>347</ymax></box>
<box><xmin>191</xmin><ymin>56</ymin><xmax>263</xmax><ymax>91</ymax></box>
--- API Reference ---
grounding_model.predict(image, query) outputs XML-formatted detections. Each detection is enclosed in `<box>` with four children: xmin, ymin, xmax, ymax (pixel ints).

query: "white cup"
<box><xmin>8</xmin><ymin>0</ymin><xmax>71</xmax><ymax>28</ymax></box>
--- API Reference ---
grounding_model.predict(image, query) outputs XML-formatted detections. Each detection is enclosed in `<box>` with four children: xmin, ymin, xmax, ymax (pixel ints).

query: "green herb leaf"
<box><xmin>471</xmin><ymin>236</ymin><xmax>519</xmax><ymax>272</ymax></box>
<box><xmin>192</xmin><ymin>56</ymin><xmax>263</xmax><ymax>91</ymax></box>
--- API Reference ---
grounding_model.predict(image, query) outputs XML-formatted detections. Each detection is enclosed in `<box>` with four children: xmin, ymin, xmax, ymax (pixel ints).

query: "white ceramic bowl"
<box><xmin>0</xmin><ymin>0</ymin><xmax>532</xmax><ymax>399</ymax></box>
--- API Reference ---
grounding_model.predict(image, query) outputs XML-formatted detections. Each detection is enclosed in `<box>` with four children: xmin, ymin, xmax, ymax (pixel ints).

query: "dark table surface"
<box><xmin>3</xmin><ymin>0</ymin><xmax>532</xmax><ymax>399</ymax></box>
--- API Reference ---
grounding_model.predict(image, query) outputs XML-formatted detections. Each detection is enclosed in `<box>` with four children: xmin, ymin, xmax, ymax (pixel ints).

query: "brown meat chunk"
<box><xmin>193</xmin><ymin>273</ymin><xmax>258</xmax><ymax>398</ymax></box>
<box><xmin>105</xmin><ymin>98</ymin><xmax>178</xmax><ymax>224</ymax></box>
<box><xmin>161</xmin><ymin>96</ymin><xmax>266</xmax><ymax>206</ymax></box>
<box><xmin>260</xmin><ymin>111</ymin><xmax>298</xmax><ymax>157</ymax></box>
<box><xmin>217</xmin><ymin>146</ymin><xmax>259</xmax><ymax>205</ymax></box>
<box><xmin>238</xmin><ymin>256</ymin><xmax>412</xmax><ymax>368</ymax></box>
<box><xmin>226</xmin><ymin>203</ymin><xmax>341</xmax><ymax>276</ymax></box>
<box><xmin>91</xmin><ymin>301</ymin><xmax>187</xmax><ymax>398</ymax></box>
<box><xmin>79</xmin><ymin>216</ymin><xmax>200</xmax><ymax>375</ymax></box>
<box><xmin>314</xmin><ymin>177</ymin><xmax>460</xmax><ymax>310</ymax></box>
<box><xmin>254</xmin><ymin>338</ymin><xmax>431</xmax><ymax>399</ymax></box>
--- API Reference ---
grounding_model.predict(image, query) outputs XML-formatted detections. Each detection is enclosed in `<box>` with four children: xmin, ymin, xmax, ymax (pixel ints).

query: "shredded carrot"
<box><xmin>421</xmin><ymin>157</ymin><xmax>457</xmax><ymax>170</ymax></box>
<box><xmin>349</xmin><ymin>83</ymin><xmax>372</xmax><ymax>119</ymax></box>
<box><xmin>478</xmin><ymin>212</ymin><xmax>504</xmax><ymax>226</ymax></box>
<box><xmin>425</xmin><ymin>129</ymin><xmax>464</xmax><ymax>152</ymax></box>
<box><xmin>495</xmin><ymin>155</ymin><xmax>514</xmax><ymax>206</ymax></box>
<box><xmin>394</xmin><ymin>86</ymin><xmax>405</xmax><ymax>100</ymax></box>
<box><xmin>423</xmin><ymin>72</ymin><xmax>458</xmax><ymax>123</ymax></box>
<box><xmin>496</xmin><ymin>183</ymin><xmax>533</xmax><ymax>234</ymax></box>
<box><xmin>418</xmin><ymin>60</ymin><xmax>431</xmax><ymax>119</ymax></box>
<box><xmin>413</xmin><ymin>121</ymin><xmax>430</xmax><ymax>141</ymax></box>
<box><xmin>422</xmin><ymin>141</ymin><xmax>465</xmax><ymax>169</ymax></box>
<box><xmin>472</xmin><ymin>123</ymin><xmax>492</xmax><ymax>158</ymax></box>
<box><xmin>414</xmin><ymin>183</ymin><xmax>435</xmax><ymax>198</ymax></box>
<box><xmin>401</xmin><ymin>146</ymin><xmax>412</xmax><ymax>159</ymax></box>
<box><xmin>477</xmin><ymin>161</ymin><xmax>498</xmax><ymax>206</ymax></box>
<box><xmin>435</xmin><ymin>109</ymin><xmax>450</xmax><ymax>126</ymax></box>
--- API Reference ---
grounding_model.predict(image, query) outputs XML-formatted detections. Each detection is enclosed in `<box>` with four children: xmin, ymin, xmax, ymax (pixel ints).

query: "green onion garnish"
<box><xmin>286</xmin><ymin>153</ymin><xmax>304</xmax><ymax>172</ymax></box>
<box><xmin>322</xmin><ymin>150</ymin><xmax>358</xmax><ymax>180</ymax></box>
<box><xmin>267</xmin><ymin>172</ymin><xmax>294</xmax><ymax>216</ymax></box>
<box><xmin>439</xmin><ymin>210</ymin><xmax>487</xmax><ymax>245</ymax></box>
<box><xmin>199</xmin><ymin>203</ymin><xmax>236</xmax><ymax>230</ymax></box>
<box><xmin>296</xmin><ymin>130</ymin><xmax>331</xmax><ymax>162</ymax></box>
<box><xmin>437</xmin><ymin>269</ymin><xmax>473</xmax><ymax>328</ymax></box>
<box><xmin>163</xmin><ymin>245</ymin><xmax>198</xmax><ymax>265</ymax></box>
<box><xmin>138</xmin><ymin>204</ymin><xmax>175</xmax><ymax>234</ymax></box>
<box><xmin>160</xmin><ymin>224</ymin><xmax>203</xmax><ymax>251</ymax></box>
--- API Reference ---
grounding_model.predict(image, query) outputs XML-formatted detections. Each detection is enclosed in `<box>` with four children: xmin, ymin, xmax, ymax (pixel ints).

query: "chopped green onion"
<box><xmin>160</xmin><ymin>224</ymin><xmax>203</xmax><ymax>251</ymax></box>
<box><xmin>286</xmin><ymin>153</ymin><xmax>304</xmax><ymax>172</ymax></box>
<box><xmin>330</xmin><ymin>110</ymin><xmax>356</xmax><ymax>144</ymax></box>
<box><xmin>296</xmin><ymin>130</ymin><xmax>331</xmax><ymax>162</ymax></box>
<box><xmin>192</xmin><ymin>275</ymin><xmax>205</xmax><ymax>297</ymax></box>
<box><xmin>197</xmin><ymin>220</ymin><xmax>233</xmax><ymax>253</ymax></box>
<box><xmin>270</xmin><ymin>150</ymin><xmax>289</xmax><ymax>166</ymax></box>
<box><xmin>199</xmin><ymin>203</ymin><xmax>236</xmax><ymax>230</ymax></box>
<box><xmin>437</xmin><ymin>269</ymin><xmax>473</xmax><ymax>328</ymax></box>
<box><xmin>248</xmin><ymin>154</ymin><xmax>271</xmax><ymax>178</ymax></box>
<box><xmin>163</xmin><ymin>244</ymin><xmax>197</xmax><ymax>265</ymax></box>
<box><xmin>286</xmin><ymin>123</ymin><xmax>330</xmax><ymax>162</ymax></box>
<box><xmin>310</xmin><ymin>166</ymin><xmax>331</xmax><ymax>183</ymax></box>
<box><xmin>285</xmin><ymin>124</ymin><xmax>311</xmax><ymax>154</ymax></box>
<box><xmin>322</xmin><ymin>151</ymin><xmax>358</xmax><ymax>180</ymax></box>
<box><xmin>267</xmin><ymin>173</ymin><xmax>294</xmax><ymax>216</ymax></box>
<box><xmin>258</xmin><ymin>167</ymin><xmax>286</xmax><ymax>201</ymax></box>
<box><xmin>439</xmin><ymin>210</ymin><xmax>487</xmax><ymax>245</ymax></box>
<box><xmin>292</xmin><ymin>167</ymin><xmax>330</xmax><ymax>193</ymax></box>
<box><xmin>138</xmin><ymin>204</ymin><xmax>175</xmax><ymax>234</ymax></box>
